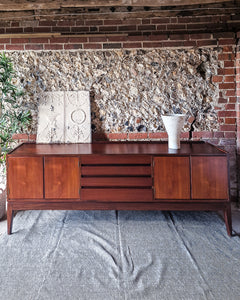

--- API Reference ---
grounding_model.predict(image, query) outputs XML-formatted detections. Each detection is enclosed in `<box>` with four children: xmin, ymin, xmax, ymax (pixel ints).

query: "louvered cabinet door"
<box><xmin>44</xmin><ymin>157</ymin><xmax>80</xmax><ymax>199</ymax></box>
<box><xmin>191</xmin><ymin>156</ymin><xmax>228</xmax><ymax>200</ymax></box>
<box><xmin>8</xmin><ymin>157</ymin><xmax>43</xmax><ymax>199</ymax></box>
<box><xmin>154</xmin><ymin>156</ymin><xmax>190</xmax><ymax>200</ymax></box>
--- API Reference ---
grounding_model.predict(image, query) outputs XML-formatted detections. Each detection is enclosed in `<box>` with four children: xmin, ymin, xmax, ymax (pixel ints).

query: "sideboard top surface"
<box><xmin>8</xmin><ymin>142</ymin><xmax>226</xmax><ymax>156</ymax></box>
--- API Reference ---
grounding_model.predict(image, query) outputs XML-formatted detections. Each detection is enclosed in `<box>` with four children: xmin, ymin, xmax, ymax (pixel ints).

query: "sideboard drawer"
<box><xmin>82</xmin><ymin>165</ymin><xmax>151</xmax><ymax>176</ymax></box>
<box><xmin>81</xmin><ymin>188</ymin><xmax>153</xmax><ymax>202</ymax></box>
<box><xmin>81</xmin><ymin>177</ymin><xmax>152</xmax><ymax>187</ymax></box>
<box><xmin>81</xmin><ymin>155</ymin><xmax>151</xmax><ymax>165</ymax></box>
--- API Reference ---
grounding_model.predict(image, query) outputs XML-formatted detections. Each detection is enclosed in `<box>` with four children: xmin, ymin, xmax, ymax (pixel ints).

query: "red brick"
<box><xmin>11</xmin><ymin>38</ymin><xmax>29</xmax><ymax>43</ymax></box>
<box><xmin>104</xmin><ymin>20</ymin><xmax>123</xmax><ymax>25</ymax></box>
<box><xmin>108</xmin><ymin>36</ymin><xmax>128</xmax><ymax>42</ymax></box>
<box><xmin>49</xmin><ymin>37</ymin><xmax>69</xmax><ymax>43</ymax></box>
<box><xmin>30</xmin><ymin>38</ymin><xmax>49</xmax><ymax>43</ymax></box>
<box><xmin>162</xmin><ymin>41</ymin><xmax>184</xmax><ymax>47</ymax></box>
<box><xmin>57</xmin><ymin>20</ymin><xmax>75</xmax><ymax>26</ymax></box>
<box><xmin>219</xmin><ymin>125</ymin><xmax>236</xmax><ymax>131</ymax></box>
<box><xmin>143</xmin><ymin>42</ymin><xmax>162</xmax><ymax>48</ymax></box>
<box><xmin>76</xmin><ymin>21</ymin><xmax>84</xmax><ymax>26</ymax></box>
<box><xmin>6</xmin><ymin>44</ymin><xmax>24</xmax><ymax>50</ymax></box>
<box><xmin>44</xmin><ymin>44</ymin><xmax>63</xmax><ymax>50</ymax></box>
<box><xmin>89</xmin><ymin>36</ymin><xmax>108</xmax><ymax>42</ymax></box>
<box><xmin>192</xmin><ymin>131</ymin><xmax>213</xmax><ymax>138</ymax></box>
<box><xmin>219</xmin><ymin>83</ymin><xmax>236</xmax><ymax>90</ymax></box>
<box><xmin>218</xmin><ymin>97</ymin><xmax>227</xmax><ymax>104</ymax></box>
<box><xmin>224</xmin><ymin>76</ymin><xmax>235</xmax><ymax>83</ymax></box>
<box><xmin>0</xmin><ymin>38</ymin><xmax>10</xmax><ymax>43</ymax></box>
<box><xmin>169</xmin><ymin>34</ymin><xmax>189</xmax><ymax>40</ymax></box>
<box><xmin>225</xmin><ymin>104</ymin><xmax>236</xmax><ymax>110</ymax></box>
<box><xmin>108</xmin><ymin>133</ymin><xmax>128</xmax><ymax>140</ymax></box>
<box><xmin>218</xmin><ymin>39</ymin><xmax>236</xmax><ymax>45</ymax></box>
<box><xmin>11</xmin><ymin>21</ymin><xmax>19</xmax><ymax>27</ymax></box>
<box><xmin>129</xmin><ymin>133</ymin><xmax>148</xmax><ymax>139</ymax></box>
<box><xmin>118</xmin><ymin>25</ymin><xmax>137</xmax><ymax>31</ymax></box>
<box><xmin>213</xmin><ymin>131</ymin><xmax>224</xmax><ymax>138</ymax></box>
<box><xmin>24</xmin><ymin>27</ymin><xmax>34</xmax><ymax>33</ymax></box>
<box><xmin>181</xmin><ymin>132</ymin><xmax>189</xmax><ymax>138</ymax></box>
<box><xmin>224</xmin><ymin>61</ymin><xmax>235</xmax><ymax>68</ymax></box>
<box><xmin>64</xmin><ymin>44</ymin><xmax>83</xmax><ymax>50</ymax></box>
<box><xmin>148</xmin><ymin>132</ymin><xmax>168</xmax><ymax>139</ymax></box>
<box><xmin>218</xmin><ymin>53</ymin><xmax>235</xmax><ymax>61</ymax></box>
<box><xmin>85</xmin><ymin>20</ymin><xmax>103</xmax><ymax>26</ymax></box>
<box><xmin>167</xmin><ymin>24</ymin><xmax>185</xmax><ymax>30</ymax></box>
<box><xmin>69</xmin><ymin>37</ymin><xmax>88</xmax><ymax>43</ymax></box>
<box><xmin>39</xmin><ymin>21</ymin><xmax>56</xmax><ymax>26</ymax></box>
<box><xmin>28</xmin><ymin>134</ymin><xmax>36</xmax><ymax>141</ymax></box>
<box><xmin>148</xmin><ymin>34</ymin><xmax>168</xmax><ymax>41</ymax></box>
<box><xmin>212</xmin><ymin>75</ymin><xmax>223</xmax><ymax>83</ymax></box>
<box><xmin>12</xmin><ymin>133</ymin><xmax>28</xmax><ymax>140</ymax></box>
<box><xmin>226</xmin><ymin>91</ymin><xmax>237</xmax><ymax>98</ymax></box>
<box><xmin>223</xmin><ymin>69</ymin><xmax>235</xmax><ymax>75</ymax></box>
<box><xmin>25</xmin><ymin>44</ymin><xmax>44</xmax><ymax>50</ymax></box>
<box><xmin>71</xmin><ymin>26</ymin><xmax>89</xmax><ymax>32</ymax></box>
<box><xmin>183</xmin><ymin>41</ymin><xmax>197</xmax><ymax>47</ymax></box>
<box><xmin>0</xmin><ymin>45</ymin><xmax>4</xmax><ymax>50</ymax></box>
<box><xmin>83</xmin><ymin>43</ymin><xmax>102</xmax><ymax>49</ymax></box>
<box><xmin>222</xmin><ymin>46</ymin><xmax>234</xmax><ymax>53</ymax></box>
<box><xmin>218</xmin><ymin>111</ymin><xmax>236</xmax><ymax>117</ymax></box>
<box><xmin>189</xmin><ymin>33</ymin><xmax>212</xmax><ymax>40</ymax></box>
<box><xmin>138</xmin><ymin>25</ymin><xmax>155</xmax><ymax>31</ymax></box>
<box><xmin>123</xmin><ymin>42</ymin><xmax>142</xmax><ymax>48</ymax></box>
<box><xmin>214</xmin><ymin>32</ymin><xmax>235</xmax><ymax>39</ymax></box>
<box><xmin>225</xmin><ymin>118</ymin><xmax>236</xmax><ymax>124</ymax></box>
<box><xmin>33</xmin><ymin>27</ymin><xmax>51</xmax><ymax>33</ymax></box>
<box><xmin>103</xmin><ymin>43</ymin><xmax>122</xmax><ymax>49</ymax></box>
<box><xmin>156</xmin><ymin>25</ymin><xmax>167</xmax><ymax>30</ymax></box>
<box><xmin>142</xmin><ymin>19</ymin><xmax>150</xmax><ymax>25</ymax></box>
<box><xmin>99</xmin><ymin>26</ymin><xmax>117</xmax><ymax>32</ymax></box>
<box><xmin>151</xmin><ymin>18</ymin><xmax>170</xmax><ymax>24</ymax></box>
<box><xmin>6</xmin><ymin>27</ymin><xmax>23</xmax><ymax>33</ymax></box>
<box><xmin>229</xmin><ymin>97</ymin><xmax>237</xmax><ymax>103</ymax></box>
<box><xmin>224</xmin><ymin>132</ymin><xmax>236</xmax><ymax>138</ymax></box>
<box><xmin>196</xmin><ymin>40</ymin><xmax>217</xmax><ymax>47</ymax></box>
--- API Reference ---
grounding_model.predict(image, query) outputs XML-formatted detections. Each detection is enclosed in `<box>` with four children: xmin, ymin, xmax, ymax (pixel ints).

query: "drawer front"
<box><xmin>81</xmin><ymin>177</ymin><xmax>152</xmax><ymax>187</ymax></box>
<box><xmin>81</xmin><ymin>155</ymin><xmax>151</xmax><ymax>165</ymax></box>
<box><xmin>82</xmin><ymin>165</ymin><xmax>151</xmax><ymax>176</ymax></box>
<box><xmin>81</xmin><ymin>188</ymin><xmax>153</xmax><ymax>202</ymax></box>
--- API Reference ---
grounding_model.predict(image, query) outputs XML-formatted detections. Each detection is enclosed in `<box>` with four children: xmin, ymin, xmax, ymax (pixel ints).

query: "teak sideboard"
<box><xmin>6</xmin><ymin>141</ymin><xmax>232</xmax><ymax>236</ymax></box>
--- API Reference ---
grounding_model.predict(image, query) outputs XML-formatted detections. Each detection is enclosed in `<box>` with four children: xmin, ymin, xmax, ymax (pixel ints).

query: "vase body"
<box><xmin>161</xmin><ymin>114</ymin><xmax>185</xmax><ymax>149</ymax></box>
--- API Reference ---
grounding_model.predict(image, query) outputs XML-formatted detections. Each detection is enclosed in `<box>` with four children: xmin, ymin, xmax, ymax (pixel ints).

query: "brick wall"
<box><xmin>1</xmin><ymin>3</ymin><xmax>239</xmax><ymax>199</ymax></box>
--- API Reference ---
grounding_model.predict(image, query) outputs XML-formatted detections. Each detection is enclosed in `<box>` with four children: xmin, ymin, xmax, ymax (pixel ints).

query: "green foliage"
<box><xmin>0</xmin><ymin>52</ymin><xmax>31</xmax><ymax>162</ymax></box>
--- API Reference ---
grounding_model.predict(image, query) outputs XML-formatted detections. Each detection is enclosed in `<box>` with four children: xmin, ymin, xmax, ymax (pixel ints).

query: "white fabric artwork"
<box><xmin>37</xmin><ymin>91</ymin><xmax>91</xmax><ymax>143</ymax></box>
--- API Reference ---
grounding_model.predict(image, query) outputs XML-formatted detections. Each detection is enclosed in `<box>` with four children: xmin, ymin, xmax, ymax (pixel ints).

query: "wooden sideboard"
<box><xmin>6</xmin><ymin>141</ymin><xmax>232</xmax><ymax>236</ymax></box>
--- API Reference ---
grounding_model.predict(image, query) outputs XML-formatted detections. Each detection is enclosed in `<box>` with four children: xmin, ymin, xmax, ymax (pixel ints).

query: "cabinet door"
<box><xmin>154</xmin><ymin>157</ymin><xmax>190</xmax><ymax>199</ymax></box>
<box><xmin>8</xmin><ymin>157</ymin><xmax>43</xmax><ymax>199</ymax></box>
<box><xmin>44</xmin><ymin>157</ymin><xmax>80</xmax><ymax>199</ymax></box>
<box><xmin>191</xmin><ymin>156</ymin><xmax>228</xmax><ymax>199</ymax></box>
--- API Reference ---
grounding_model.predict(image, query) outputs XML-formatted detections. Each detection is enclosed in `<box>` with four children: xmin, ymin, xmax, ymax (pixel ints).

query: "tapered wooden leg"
<box><xmin>7</xmin><ymin>203</ymin><xmax>14</xmax><ymax>235</ymax></box>
<box><xmin>224</xmin><ymin>204</ymin><xmax>232</xmax><ymax>237</ymax></box>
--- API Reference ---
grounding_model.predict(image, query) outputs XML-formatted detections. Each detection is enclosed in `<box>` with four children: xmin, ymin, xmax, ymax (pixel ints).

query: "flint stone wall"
<box><xmin>10</xmin><ymin>48</ymin><xmax>220</xmax><ymax>135</ymax></box>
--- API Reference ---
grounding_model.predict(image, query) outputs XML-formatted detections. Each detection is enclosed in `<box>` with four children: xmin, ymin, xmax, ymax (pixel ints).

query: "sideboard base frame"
<box><xmin>7</xmin><ymin>200</ymin><xmax>232</xmax><ymax>236</ymax></box>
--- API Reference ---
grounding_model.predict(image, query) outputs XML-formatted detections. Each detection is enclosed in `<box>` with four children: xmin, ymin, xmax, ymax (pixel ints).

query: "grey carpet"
<box><xmin>0</xmin><ymin>210</ymin><xmax>239</xmax><ymax>300</ymax></box>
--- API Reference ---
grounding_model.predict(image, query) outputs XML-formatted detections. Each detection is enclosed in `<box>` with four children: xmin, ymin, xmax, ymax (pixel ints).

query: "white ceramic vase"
<box><xmin>161</xmin><ymin>114</ymin><xmax>186</xmax><ymax>149</ymax></box>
